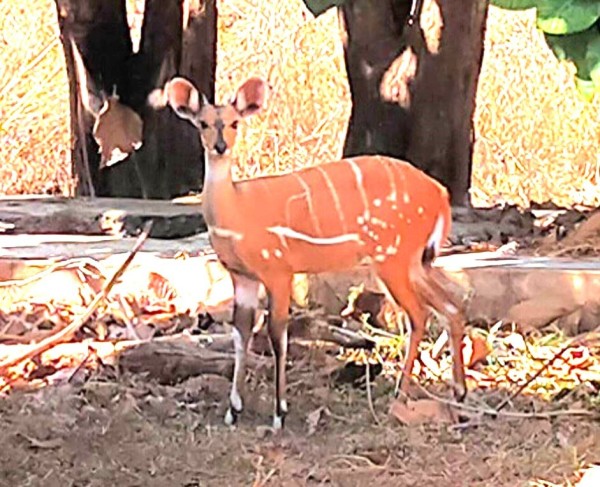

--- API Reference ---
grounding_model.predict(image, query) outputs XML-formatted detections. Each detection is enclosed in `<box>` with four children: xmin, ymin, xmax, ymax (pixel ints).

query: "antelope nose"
<box><xmin>215</xmin><ymin>140</ymin><xmax>228</xmax><ymax>155</ymax></box>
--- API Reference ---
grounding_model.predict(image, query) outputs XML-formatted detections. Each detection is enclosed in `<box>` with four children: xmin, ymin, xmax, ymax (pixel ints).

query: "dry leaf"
<box><xmin>93</xmin><ymin>97</ymin><xmax>143</xmax><ymax>168</ymax></box>
<box><xmin>306</xmin><ymin>406</ymin><xmax>326</xmax><ymax>436</ymax></box>
<box><xmin>389</xmin><ymin>398</ymin><xmax>458</xmax><ymax>425</ymax></box>
<box><xmin>462</xmin><ymin>333</ymin><xmax>491</xmax><ymax>368</ymax></box>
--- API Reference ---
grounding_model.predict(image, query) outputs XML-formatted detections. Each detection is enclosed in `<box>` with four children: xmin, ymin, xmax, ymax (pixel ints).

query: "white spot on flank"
<box><xmin>267</xmin><ymin>226</ymin><xmax>361</xmax><ymax>245</ymax></box>
<box><xmin>357</xmin><ymin>216</ymin><xmax>365</xmax><ymax>224</ymax></box>
<box><xmin>274</xmin><ymin>249</ymin><xmax>283</xmax><ymax>258</ymax></box>
<box><xmin>418</xmin><ymin>206</ymin><xmax>424</xmax><ymax>215</ymax></box>
<box><xmin>371</xmin><ymin>217</ymin><xmax>388</xmax><ymax>229</ymax></box>
<box><xmin>373</xmin><ymin>198</ymin><xmax>381</xmax><ymax>207</ymax></box>
<box><xmin>261</xmin><ymin>249</ymin><xmax>270</xmax><ymax>259</ymax></box>
<box><xmin>376</xmin><ymin>245</ymin><xmax>383</xmax><ymax>252</ymax></box>
<box><xmin>374</xmin><ymin>255</ymin><xmax>386</xmax><ymax>263</ymax></box>
<box><xmin>386</xmin><ymin>246</ymin><xmax>397</xmax><ymax>255</ymax></box>
<box><xmin>403</xmin><ymin>193</ymin><xmax>410</xmax><ymax>204</ymax></box>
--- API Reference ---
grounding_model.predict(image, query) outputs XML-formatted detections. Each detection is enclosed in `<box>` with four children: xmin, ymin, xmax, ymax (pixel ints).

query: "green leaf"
<box><xmin>302</xmin><ymin>0</ymin><xmax>348</xmax><ymax>17</ymax></box>
<box><xmin>544</xmin><ymin>25</ymin><xmax>600</xmax><ymax>100</ymax></box>
<box><xmin>490</xmin><ymin>0</ymin><xmax>538</xmax><ymax>10</ymax></box>
<box><xmin>587</xmin><ymin>36</ymin><xmax>600</xmax><ymax>87</ymax></box>
<box><xmin>544</xmin><ymin>26</ymin><xmax>600</xmax><ymax>78</ymax></box>
<box><xmin>537</xmin><ymin>0</ymin><xmax>600</xmax><ymax>35</ymax></box>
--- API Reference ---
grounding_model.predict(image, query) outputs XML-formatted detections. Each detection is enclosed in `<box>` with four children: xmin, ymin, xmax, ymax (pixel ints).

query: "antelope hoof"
<box><xmin>272</xmin><ymin>414</ymin><xmax>285</xmax><ymax>430</ymax></box>
<box><xmin>224</xmin><ymin>406</ymin><xmax>241</xmax><ymax>426</ymax></box>
<box><xmin>453</xmin><ymin>383</ymin><xmax>467</xmax><ymax>403</ymax></box>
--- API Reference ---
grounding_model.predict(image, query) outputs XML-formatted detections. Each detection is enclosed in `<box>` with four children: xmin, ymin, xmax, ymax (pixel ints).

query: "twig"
<box><xmin>365</xmin><ymin>361</ymin><xmax>381</xmax><ymax>425</ymax></box>
<box><xmin>67</xmin><ymin>345</ymin><xmax>95</xmax><ymax>383</ymax></box>
<box><xmin>495</xmin><ymin>333</ymin><xmax>590</xmax><ymax>412</ymax></box>
<box><xmin>412</xmin><ymin>381</ymin><xmax>598</xmax><ymax>420</ymax></box>
<box><xmin>0</xmin><ymin>257</ymin><xmax>104</xmax><ymax>288</ymax></box>
<box><xmin>0</xmin><ymin>221</ymin><xmax>153</xmax><ymax>375</ymax></box>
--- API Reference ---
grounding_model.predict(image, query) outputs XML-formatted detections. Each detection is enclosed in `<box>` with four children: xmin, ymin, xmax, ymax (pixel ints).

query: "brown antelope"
<box><xmin>150</xmin><ymin>76</ymin><xmax>467</xmax><ymax>429</ymax></box>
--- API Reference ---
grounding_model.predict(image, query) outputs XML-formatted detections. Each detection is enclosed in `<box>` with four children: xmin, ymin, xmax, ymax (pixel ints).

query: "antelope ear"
<box><xmin>232</xmin><ymin>77</ymin><xmax>268</xmax><ymax>117</ymax></box>
<box><xmin>148</xmin><ymin>77</ymin><xmax>204</xmax><ymax>122</ymax></box>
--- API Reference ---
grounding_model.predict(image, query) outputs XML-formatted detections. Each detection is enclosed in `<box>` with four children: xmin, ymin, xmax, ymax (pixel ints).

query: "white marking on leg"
<box><xmin>229</xmin><ymin>327</ymin><xmax>244</xmax><ymax>412</ymax></box>
<box><xmin>279</xmin><ymin>399</ymin><xmax>288</xmax><ymax>414</ymax></box>
<box><xmin>261</xmin><ymin>249</ymin><xmax>270</xmax><ymax>260</ymax></box>
<box><xmin>235</xmin><ymin>279</ymin><xmax>260</xmax><ymax>308</ymax></box>
<box><xmin>224</xmin><ymin>408</ymin><xmax>235</xmax><ymax>426</ymax></box>
<box><xmin>346</xmin><ymin>159</ymin><xmax>370</xmax><ymax>219</ymax></box>
<box><xmin>274</xmin><ymin>248</ymin><xmax>283</xmax><ymax>258</ymax></box>
<box><xmin>267</xmin><ymin>226</ymin><xmax>361</xmax><ymax>245</ymax></box>
<box><xmin>273</xmin><ymin>415</ymin><xmax>284</xmax><ymax>430</ymax></box>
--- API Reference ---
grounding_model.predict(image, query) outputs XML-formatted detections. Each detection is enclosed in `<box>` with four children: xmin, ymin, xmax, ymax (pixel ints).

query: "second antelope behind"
<box><xmin>152</xmin><ymin>76</ymin><xmax>467</xmax><ymax>430</ymax></box>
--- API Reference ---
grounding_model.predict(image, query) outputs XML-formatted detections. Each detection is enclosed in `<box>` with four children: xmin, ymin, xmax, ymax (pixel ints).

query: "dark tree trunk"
<box><xmin>53</xmin><ymin>0</ymin><xmax>216</xmax><ymax>199</ymax></box>
<box><xmin>340</xmin><ymin>0</ymin><xmax>489</xmax><ymax>206</ymax></box>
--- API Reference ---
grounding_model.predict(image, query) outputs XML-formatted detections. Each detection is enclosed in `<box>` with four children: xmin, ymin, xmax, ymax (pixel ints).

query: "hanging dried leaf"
<box><xmin>93</xmin><ymin>97</ymin><xmax>143</xmax><ymax>168</ymax></box>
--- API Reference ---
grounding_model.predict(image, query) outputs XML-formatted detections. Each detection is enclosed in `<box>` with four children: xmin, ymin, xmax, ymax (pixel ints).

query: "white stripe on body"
<box><xmin>267</xmin><ymin>226</ymin><xmax>361</xmax><ymax>246</ymax></box>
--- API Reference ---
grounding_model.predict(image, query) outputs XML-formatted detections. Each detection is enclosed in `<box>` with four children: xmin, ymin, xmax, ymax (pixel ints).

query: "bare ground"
<box><xmin>0</xmin><ymin>350</ymin><xmax>598</xmax><ymax>487</ymax></box>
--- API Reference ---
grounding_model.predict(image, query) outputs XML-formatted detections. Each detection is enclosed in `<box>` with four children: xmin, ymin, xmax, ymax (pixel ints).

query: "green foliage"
<box><xmin>537</xmin><ymin>0</ymin><xmax>600</xmax><ymax>34</ymax></box>
<box><xmin>491</xmin><ymin>0</ymin><xmax>537</xmax><ymax>10</ymax></box>
<box><xmin>301</xmin><ymin>0</ymin><xmax>348</xmax><ymax>17</ymax></box>
<box><xmin>492</xmin><ymin>0</ymin><xmax>600</xmax><ymax>100</ymax></box>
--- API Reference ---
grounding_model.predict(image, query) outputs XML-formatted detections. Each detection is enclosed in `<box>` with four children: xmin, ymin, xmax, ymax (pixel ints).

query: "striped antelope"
<box><xmin>151</xmin><ymin>76</ymin><xmax>467</xmax><ymax>429</ymax></box>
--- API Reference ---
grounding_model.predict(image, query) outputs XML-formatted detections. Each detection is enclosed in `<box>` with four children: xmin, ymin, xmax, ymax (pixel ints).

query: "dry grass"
<box><xmin>0</xmin><ymin>1</ymin><xmax>599</xmax><ymax>208</ymax></box>
<box><xmin>0</xmin><ymin>0</ymin><xmax>73</xmax><ymax>196</ymax></box>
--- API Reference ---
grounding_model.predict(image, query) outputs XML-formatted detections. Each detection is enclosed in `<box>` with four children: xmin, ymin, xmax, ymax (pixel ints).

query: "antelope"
<box><xmin>150</xmin><ymin>76</ymin><xmax>467</xmax><ymax>429</ymax></box>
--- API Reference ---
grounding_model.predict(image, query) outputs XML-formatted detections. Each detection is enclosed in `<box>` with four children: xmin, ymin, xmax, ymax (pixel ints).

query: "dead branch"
<box><xmin>0</xmin><ymin>221</ymin><xmax>153</xmax><ymax>375</ymax></box>
<box><xmin>495</xmin><ymin>331</ymin><xmax>595</xmax><ymax>412</ymax></box>
<box><xmin>410</xmin><ymin>381</ymin><xmax>599</xmax><ymax>421</ymax></box>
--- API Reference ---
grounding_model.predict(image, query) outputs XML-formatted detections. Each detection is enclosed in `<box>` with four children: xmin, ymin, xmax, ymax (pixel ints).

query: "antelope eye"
<box><xmin>231</xmin><ymin>121</ymin><xmax>239</xmax><ymax>129</ymax></box>
<box><xmin>199</xmin><ymin>121</ymin><xmax>209</xmax><ymax>129</ymax></box>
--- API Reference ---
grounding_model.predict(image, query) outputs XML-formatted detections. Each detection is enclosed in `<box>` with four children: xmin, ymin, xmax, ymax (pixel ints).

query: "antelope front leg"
<box><xmin>225</xmin><ymin>273</ymin><xmax>260</xmax><ymax>426</ymax></box>
<box><xmin>264</xmin><ymin>276</ymin><xmax>292</xmax><ymax>430</ymax></box>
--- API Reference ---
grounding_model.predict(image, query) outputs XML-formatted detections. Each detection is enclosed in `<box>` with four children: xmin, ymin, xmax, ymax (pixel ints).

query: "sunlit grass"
<box><xmin>0</xmin><ymin>1</ymin><xmax>598</xmax><ymax>208</ymax></box>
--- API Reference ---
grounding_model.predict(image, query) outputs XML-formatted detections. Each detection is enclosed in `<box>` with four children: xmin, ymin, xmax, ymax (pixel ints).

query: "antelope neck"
<box><xmin>203</xmin><ymin>152</ymin><xmax>239</xmax><ymax>229</ymax></box>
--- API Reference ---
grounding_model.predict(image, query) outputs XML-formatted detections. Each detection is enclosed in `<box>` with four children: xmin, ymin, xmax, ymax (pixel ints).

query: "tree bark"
<box><xmin>53</xmin><ymin>0</ymin><xmax>217</xmax><ymax>199</ymax></box>
<box><xmin>340</xmin><ymin>0</ymin><xmax>489</xmax><ymax>206</ymax></box>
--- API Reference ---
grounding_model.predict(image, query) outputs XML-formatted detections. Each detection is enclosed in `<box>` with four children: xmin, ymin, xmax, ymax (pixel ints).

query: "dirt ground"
<box><xmin>0</xmin><ymin>351</ymin><xmax>598</xmax><ymax>487</ymax></box>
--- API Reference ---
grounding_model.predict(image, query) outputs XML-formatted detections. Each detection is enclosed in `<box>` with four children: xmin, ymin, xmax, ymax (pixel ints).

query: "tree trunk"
<box><xmin>53</xmin><ymin>0</ymin><xmax>216</xmax><ymax>199</ymax></box>
<box><xmin>340</xmin><ymin>0</ymin><xmax>489</xmax><ymax>206</ymax></box>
